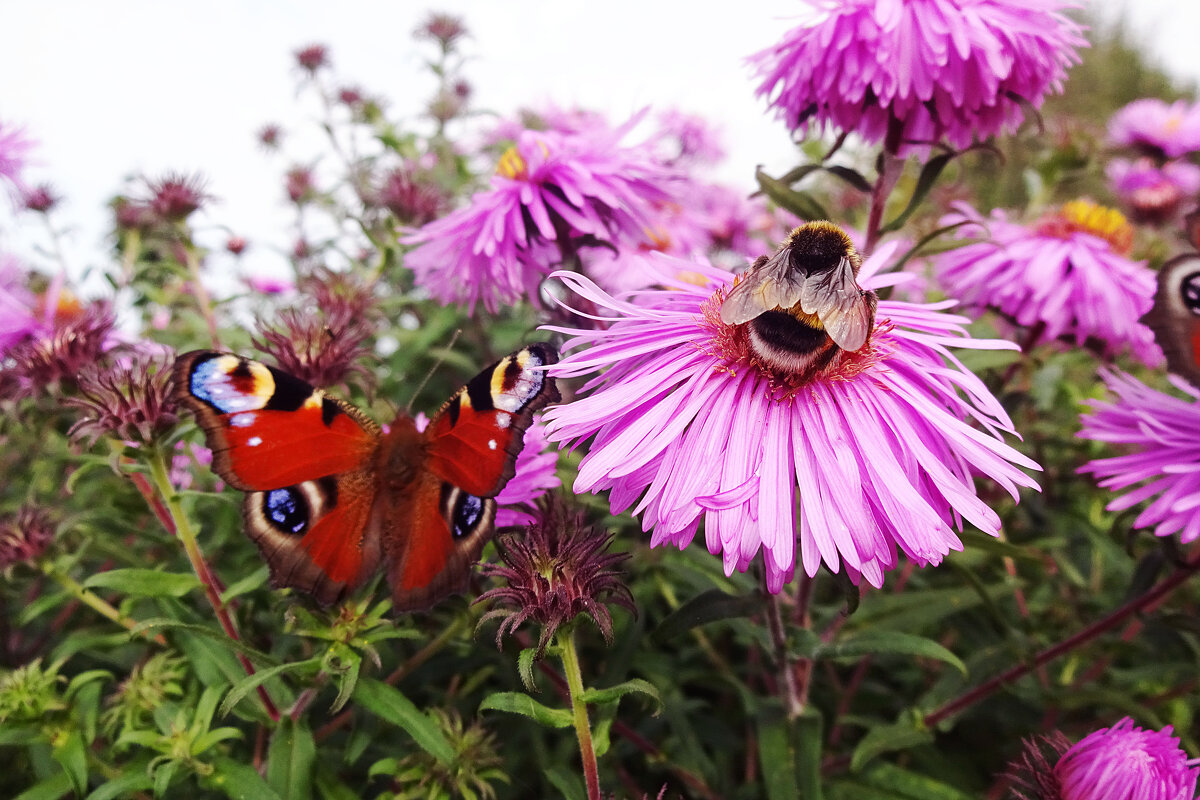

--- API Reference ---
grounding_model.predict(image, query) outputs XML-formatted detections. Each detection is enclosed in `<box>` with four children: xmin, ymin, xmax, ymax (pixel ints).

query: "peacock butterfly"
<box><xmin>171</xmin><ymin>344</ymin><xmax>560</xmax><ymax>612</ymax></box>
<box><xmin>1144</xmin><ymin>255</ymin><xmax>1200</xmax><ymax>388</ymax></box>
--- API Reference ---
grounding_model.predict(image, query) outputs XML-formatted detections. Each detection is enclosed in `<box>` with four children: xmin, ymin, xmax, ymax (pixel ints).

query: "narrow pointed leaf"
<box><xmin>353</xmin><ymin>679</ymin><xmax>454</xmax><ymax>764</ymax></box>
<box><xmin>479</xmin><ymin>691</ymin><xmax>573</xmax><ymax>728</ymax></box>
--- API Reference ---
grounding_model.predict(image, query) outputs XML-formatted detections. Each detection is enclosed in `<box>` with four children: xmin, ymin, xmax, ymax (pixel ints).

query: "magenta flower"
<box><xmin>495</xmin><ymin>420</ymin><xmax>561</xmax><ymax>528</ymax></box>
<box><xmin>1107</xmin><ymin>158</ymin><xmax>1200</xmax><ymax>224</ymax></box>
<box><xmin>1079</xmin><ymin>370</ymin><xmax>1200</xmax><ymax>543</ymax></box>
<box><xmin>1108</xmin><ymin>98</ymin><xmax>1200</xmax><ymax>159</ymax></box>
<box><xmin>749</xmin><ymin>0</ymin><xmax>1086</xmax><ymax>152</ymax></box>
<box><xmin>541</xmin><ymin>241</ymin><xmax>1039</xmax><ymax>591</ymax></box>
<box><xmin>404</xmin><ymin>122</ymin><xmax>673</xmax><ymax>313</ymax></box>
<box><xmin>934</xmin><ymin>201</ymin><xmax>1162</xmax><ymax>365</ymax></box>
<box><xmin>0</xmin><ymin>256</ymin><xmax>38</xmax><ymax>352</ymax></box>
<box><xmin>1055</xmin><ymin>717</ymin><xmax>1199</xmax><ymax>800</ymax></box>
<box><xmin>0</xmin><ymin>120</ymin><xmax>34</xmax><ymax>195</ymax></box>
<box><xmin>652</xmin><ymin>109</ymin><xmax>726</xmax><ymax>168</ymax></box>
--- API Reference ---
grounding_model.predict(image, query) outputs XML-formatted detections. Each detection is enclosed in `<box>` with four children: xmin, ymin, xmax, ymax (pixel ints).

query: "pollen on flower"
<box><xmin>1036</xmin><ymin>200</ymin><xmax>1134</xmax><ymax>255</ymax></box>
<box><xmin>696</xmin><ymin>285</ymin><xmax>885</xmax><ymax>399</ymax></box>
<box><xmin>495</xmin><ymin>146</ymin><xmax>528</xmax><ymax>180</ymax></box>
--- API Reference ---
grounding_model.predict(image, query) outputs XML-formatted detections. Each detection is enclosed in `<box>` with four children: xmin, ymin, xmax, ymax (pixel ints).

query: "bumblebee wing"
<box><xmin>720</xmin><ymin>252</ymin><xmax>806</xmax><ymax>325</ymax></box>
<box><xmin>800</xmin><ymin>257</ymin><xmax>876</xmax><ymax>352</ymax></box>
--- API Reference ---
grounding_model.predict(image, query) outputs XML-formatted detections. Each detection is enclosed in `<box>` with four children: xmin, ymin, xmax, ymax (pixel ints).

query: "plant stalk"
<box><xmin>144</xmin><ymin>447</ymin><xmax>280</xmax><ymax>721</ymax></box>
<box><xmin>558</xmin><ymin>625</ymin><xmax>602</xmax><ymax>800</ymax></box>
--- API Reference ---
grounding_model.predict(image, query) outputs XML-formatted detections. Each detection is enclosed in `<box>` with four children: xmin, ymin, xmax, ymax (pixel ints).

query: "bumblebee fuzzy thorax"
<box><xmin>782</xmin><ymin>221</ymin><xmax>862</xmax><ymax>282</ymax></box>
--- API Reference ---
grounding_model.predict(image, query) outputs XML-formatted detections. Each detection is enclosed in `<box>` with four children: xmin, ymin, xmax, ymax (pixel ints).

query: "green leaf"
<box><xmin>478</xmin><ymin>692</ymin><xmax>573</xmax><ymax>729</ymax></box>
<box><xmin>267</xmin><ymin>719</ymin><xmax>315</xmax><ymax>800</ymax></box>
<box><xmin>880</xmin><ymin>152</ymin><xmax>954</xmax><ymax>233</ymax></box>
<box><xmin>823</xmin><ymin>165</ymin><xmax>873</xmax><ymax>193</ymax></box>
<box><xmin>207</xmin><ymin>756</ymin><xmax>284</xmax><ymax>800</ymax></box>
<box><xmin>353</xmin><ymin>679</ymin><xmax>454</xmax><ymax>764</ymax></box>
<box><xmin>857</xmin><ymin>762</ymin><xmax>976</xmax><ymax>800</ymax></box>
<box><xmin>517</xmin><ymin>647</ymin><xmax>538</xmax><ymax>693</ymax></box>
<box><xmin>84</xmin><ymin>771</ymin><xmax>154</xmax><ymax>800</ymax></box>
<box><xmin>756</xmin><ymin>167</ymin><xmax>830</xmax><ymax>221</ymax></box>
<box><xmin>219</xmin><ymin>565</ymin><xmax>270</xmax><ymax>604</ymax></box>
<box><xmin>543</xmin><ymin>765</ymin><xmax>586</xmax><ymax>800</ymax></box>
<box><xmin>578</xmin><ymin>679</ymin><xmax>662</xmax><ymax>715</ymax></box>
<box><xmin>220</xmin><ymin>660</ymin><xmax>315</xmax><ymax>718</ymax></box>
<box><xmin>850</xmin><ymin>717</ymin><xmax>934</xmax><ymax>772</ymax></box>
<box><xmin>0</xmin><ymin>725</ymin><xmax>41</xmax><ymax>746</ymax></box>
<box><xmin>14</xmin><ymin>771</ymin><xmax>73</xmax><ymax>800</ymax></box>
<box><xmin>329</xmin><ymin>653</ymin><xmax>361</xmax><ymax>714</ymax></box>
<box><xmin>51</xmin><ymin>730</ymin><xmax>87</xmax><ymax>797</ymax></box>
<box><xmin>757</xmin><ymin>713</ymin><xmax>799</xmax><ymax>800</ymax></box>
<box><xmin>814</xmin><ymin>632</ymin><xmax>966</xmax><ymax>675</ymax></box>
<box><xmin>958</xmin><ymin>530</ymin><xmax>1042</xmax><ymax>563</ymax></box>
<box><xmin>132</xmin><ymin>619</ymin><xmax>280</xmax><ymax>667</ymax></box>
<box><xmin>84</xmin><ymin>568</ymin><xmax>201</xmax><ymax>598</ymax></box>
<box><xmin>653</xmin><ymin>588</ymin><xmax>761</xmax><ymax>641</ymax></box>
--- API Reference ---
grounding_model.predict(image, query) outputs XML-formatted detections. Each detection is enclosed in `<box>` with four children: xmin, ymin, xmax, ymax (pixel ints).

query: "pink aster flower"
<box><xmin>0</xmin><ymin>120</ymin><xmax>34</xmax><ymax>195</ymax></box>
<box><xmin>541</xmin><ymin>240</ymin><xmax>1039</xmax><ymax>591</ymax></box>
<box><xmin>1107</xmin><ymin>158</ymin><xmax>1200</xmax><ymax>225</ymax></box>
<box><xmin>1055</xmin><ymin>717</ymin><xmax>1199</xmax><ymax>800</ymax></box>
<box><xmin>0</xmin><ymin>256</ymin><xmax>38</xmax><ymax>352</ymax></box>
<box><xmin>1078</xmin><ymin>370</ymin><xmax>1200</xmax><ymax>543</ymax></box>
<box><xmin>750</xmin><ymin>0</ymin><xmax>1086</xmax><ymax>152</ymax></box>
<box><xmin>404</xmin><ymin>121</ymin><xmax>674</xmax><ymax>313</ymax></box>
<box><xmin>1108</xmin><ymin>98</ymin><xmax>1200</xmax><ymax>159</ymax></box>
<box><xmin>652</xmin><ymin>109</ymin><xmax>726</xmax><ymax>168</ymax></box>
<box><xmin>495</xmin><ymin>421</ymin><xmax>561</xmax><ymax>527</ymax></box>
<box><xmin>934</xmin><ymin>201</ymin><xmax>1162</xmax><ymax>365</ymax></box>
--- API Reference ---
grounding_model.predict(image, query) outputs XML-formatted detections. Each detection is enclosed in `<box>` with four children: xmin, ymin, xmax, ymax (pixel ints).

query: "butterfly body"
<box><xmin>172</xmin><ymin>345</ymin><xmax>559</xmax><ymax>611</ymax></box>
<box><xmin>721</xmin><ymin>221</ymin><xmax>877</xmax><ymax>381</ymax></box>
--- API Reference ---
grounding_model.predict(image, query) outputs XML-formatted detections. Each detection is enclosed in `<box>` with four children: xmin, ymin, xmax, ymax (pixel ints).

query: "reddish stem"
<box><xmin>925</xmin><ymin>557</ymin><xmax>1200</xmax><ymax>727</ymax></box>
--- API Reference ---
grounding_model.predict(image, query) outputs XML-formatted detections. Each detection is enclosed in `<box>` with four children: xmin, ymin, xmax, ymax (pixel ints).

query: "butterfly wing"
<box><xmin>1144</xmin><ymin>255</ymin><xmax>1200</xmax><ymax>388</ymax></box>
<box><xmin>380</xmin><ymin>343</ymin><xmax>560</xmax><ymax>611</ymax></box>
<box><xmin>173</xmin><ymin>350</ymin><xmax>383</xmax><ymax>604</ymax></box>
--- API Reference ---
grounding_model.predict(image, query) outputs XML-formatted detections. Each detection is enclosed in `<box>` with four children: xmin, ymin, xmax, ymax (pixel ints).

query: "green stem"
<box><xmin>558</xmin><ymin>625</ymin><xmax>601</xmax><ymax>800</ymax></box>
<box><xmin>44</xmin><ymin>565</ymin><xmax>165</xmax><ymax>645</ymax></box>
<box><xmin>144</xmin><ymin>447</ymin><xmax>280</xmax><ymax>721</ymax></box>
<box><xmin>182</xmin><ymin>245</ymin><xmax>221</xmax><ymax>349</ymax></box>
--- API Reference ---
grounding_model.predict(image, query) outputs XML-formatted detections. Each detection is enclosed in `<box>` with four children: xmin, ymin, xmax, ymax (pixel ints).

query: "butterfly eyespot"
<box><xmin>439</xmin><ymin>483</ymin><xmax>487</xmax><ymax>539</ymax></box>
<box><xmin>265</xmin><ymin>488</ymin><xmax>309</xmax><ymax>535</ymax></box>
<box><xmin>1181</xmin><ymin>271</ymin><xmax>1200</xmax><ymax>314</ymax></box>
<box><xmin>453</xmin><ymin>494</ymin><xmax>485</xmax><ymax>538</ymax></box>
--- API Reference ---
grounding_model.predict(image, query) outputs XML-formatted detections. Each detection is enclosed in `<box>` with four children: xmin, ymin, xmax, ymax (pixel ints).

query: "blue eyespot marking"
<box><xmin>190</xmin><ymin>356</ymin><xmax>271</xmax><ymax>414</ymax></box>
<box><xmin>266</xmin><ymin>488</ymin><xmax>307</xmax><ymax>535</ymax></box>
<box><xmin>453</xmin><ymin>493</ymin><xmax>484</xmax><ymax>538</ymax></box>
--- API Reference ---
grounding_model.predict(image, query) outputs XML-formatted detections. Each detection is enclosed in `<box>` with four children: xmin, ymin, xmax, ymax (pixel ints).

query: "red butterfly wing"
<box><xmin>173</xmin><ymin>351</ymin><xmax>380</xmax><ymax>490</ymax></box>
<box><xmin>173</xmin><ymin>350</ymin><xmax>383</xmax><ymax>604</ymax></box>
<box><xmin>424</xmin><ymin>343</ymin><xmax>560</xmax><ymax>496</ymax></box>
<box><xmin>381</xmin><ymin>343</ymin><xmax>560</xmax><ymax>611</ymax></box>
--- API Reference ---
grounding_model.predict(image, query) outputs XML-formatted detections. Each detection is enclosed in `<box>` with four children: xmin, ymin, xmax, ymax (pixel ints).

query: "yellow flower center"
<box><xmin>495</xmin><ymin>146</ymin><xmax>527</xmax><ymax>180</ymax></box>
<box><xmin>1038</xmin><ymin>200</ymin><xmax>1134</xmax><ymax>255</ymax></box>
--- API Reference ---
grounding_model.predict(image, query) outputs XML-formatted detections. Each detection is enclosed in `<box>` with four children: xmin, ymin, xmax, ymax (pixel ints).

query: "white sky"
<box><xmin>0</xmin><ymin>0</ymin><xmax>1196</xmax><ymax>289</ymax></box>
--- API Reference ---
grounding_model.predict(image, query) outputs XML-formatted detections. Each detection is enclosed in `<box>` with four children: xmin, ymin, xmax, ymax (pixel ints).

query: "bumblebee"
<box><xmin>720</xmin><ymin>222</ymin><xmax>877</xmax><ymax>381</ymax></box>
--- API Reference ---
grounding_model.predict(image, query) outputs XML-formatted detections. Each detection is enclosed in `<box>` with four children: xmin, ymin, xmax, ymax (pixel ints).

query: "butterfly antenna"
<box><xmin>403</xmin><ymin>328</ymin><xmax>462</xmax><ymax>416</ymax></box>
